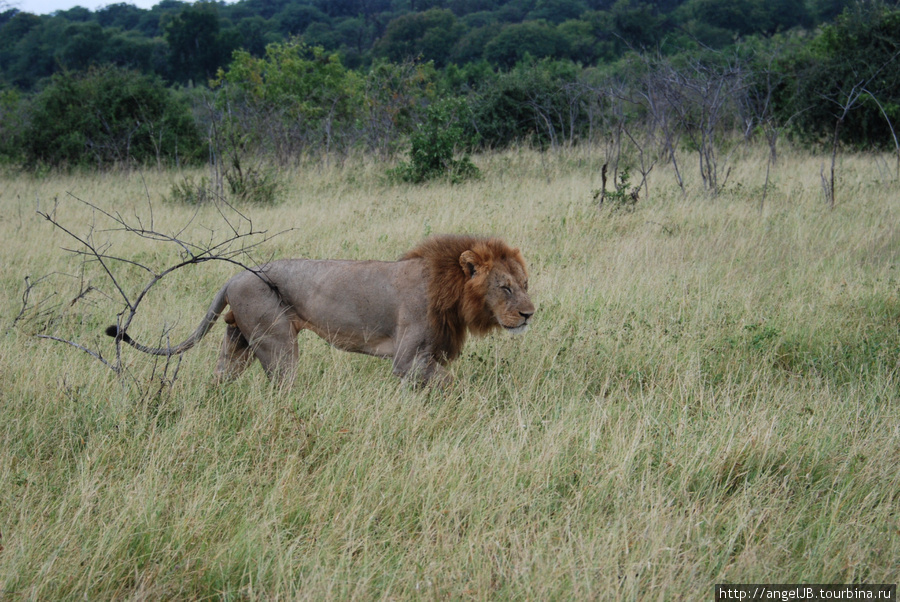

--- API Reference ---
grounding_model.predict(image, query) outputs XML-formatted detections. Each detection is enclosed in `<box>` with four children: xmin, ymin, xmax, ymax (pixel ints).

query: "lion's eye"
<box><xmin>501</xmin><ymin>285</ymin><xmax>512</xmax><ymax>295</ymax></box>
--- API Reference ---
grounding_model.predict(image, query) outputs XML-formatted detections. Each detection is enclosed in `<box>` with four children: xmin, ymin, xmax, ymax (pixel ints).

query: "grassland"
<box><xmin>1</xmin><ymin>146</ymin><xmax>899</xmax><ymax>599</ymax></box>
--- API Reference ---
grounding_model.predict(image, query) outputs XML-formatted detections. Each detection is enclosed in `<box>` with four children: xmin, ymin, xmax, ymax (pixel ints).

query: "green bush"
<box><xmin>592</xmin><ymin>167</ymin><xmax>639</xmax><ymax>212</ymax></box>
<box><xmin>389</xmin><ymin>98</ymin><xmax>480</xmax><ymax>184</ymax></box>
<box><xmin>469</xmin><ymin>58</ymin><xmax>586</xmax><ymax>150</ymax></box>
<box><xmin>165</xmin><ymin>157</ymin><xmax>282</xmax><ymax>206</ymax></box>
<box><xmin>22</xmin><ymin>65</ymin><xmax>205</xmax><ymax>169</ymax></box>
<box><xmin>164</xmin><ymin>175</ymin><xmax>216</xmax><ymax>205</ymax></box>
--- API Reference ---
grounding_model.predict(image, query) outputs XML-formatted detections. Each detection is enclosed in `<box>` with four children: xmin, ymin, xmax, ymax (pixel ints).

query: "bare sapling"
<box><xmin>820</xmin><ymin>50</ymin><xmax>900</xmax><ymax>208</ymax></box>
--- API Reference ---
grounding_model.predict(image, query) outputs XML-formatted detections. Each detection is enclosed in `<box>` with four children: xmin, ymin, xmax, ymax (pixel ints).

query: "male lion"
<box><xmin>106</xmin><ymin>234</ymin><xmax>534</xmax><ymax>386</ymax></box>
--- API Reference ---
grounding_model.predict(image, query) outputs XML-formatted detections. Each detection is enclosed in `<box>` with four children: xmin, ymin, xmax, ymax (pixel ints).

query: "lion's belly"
<box><xmin>304</xmin><ymin>323</ymin><xmax>396</xmax><ymax>358</ymax></box>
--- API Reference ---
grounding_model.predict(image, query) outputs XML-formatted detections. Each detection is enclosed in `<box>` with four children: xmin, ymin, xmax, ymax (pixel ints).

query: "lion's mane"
<box><xmin>403</xmin><ymin>234</ymin><xmax>527</xmax><ymax>363</ymax></box>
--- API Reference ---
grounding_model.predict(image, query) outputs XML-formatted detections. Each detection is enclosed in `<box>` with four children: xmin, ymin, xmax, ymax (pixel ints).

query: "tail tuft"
<box><xmin>105</xmin><ymin>325</ymin><xmax>131</xmax><ymax>343</ymax></box>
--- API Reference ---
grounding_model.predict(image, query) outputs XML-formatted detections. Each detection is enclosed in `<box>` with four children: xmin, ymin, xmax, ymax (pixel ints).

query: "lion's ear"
<box><xmin>459</xmin><ymin>250</ymin><xmax>480</xmax><ymax>278</ymax></box>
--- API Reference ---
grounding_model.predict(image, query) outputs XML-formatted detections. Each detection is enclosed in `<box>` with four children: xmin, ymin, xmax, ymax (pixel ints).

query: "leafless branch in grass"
<box><xmin>597</xmin><ymin>162</ymin><xmax>608</xmax><ymax>207</ymax></box>
<box><xmin>23</xmin><ymin>189</ymin><xmax>292</xmax><ymax>392</ymax></box>
<box><xmin>654</xmin><ymin>55</ymin><xmax>748</xmax><ymax>196</ymax></box>
<box><xmin>9</xmin><ymin>275</ymin><xmax>59</xmax><ymax>334</ymax></box>
<box><xmin>861</xmin><ymin>87</ymin><xmax>900</xmax><ymax>180</ymax></box>
<box><xmin>35</xmin><ymin>334</ymin><xmax>119</xmax><ymax>372</ymax></box>
<box><xmin>820</xmin><ymin>162</ymin><xmax>833</xmax><ymax>206</ymax></box>
<box><xmin>819</xmin><ymin>50</ymin><xmax>900</xmax><ymax>208</ymax></box>
<box><xmin>737</xmin><ymin>46</ymin><xmax>809</xmax><ymax>212</ymax></box>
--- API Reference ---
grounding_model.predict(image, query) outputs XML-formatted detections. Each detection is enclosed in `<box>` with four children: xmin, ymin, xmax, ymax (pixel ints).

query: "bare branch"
<box><xmin>9</xmin><ymin>275</ymin><xmax>55</xmax><ymax>333</ymax></box>
<box><xmin>37</xmin><ymin>205</ymin><xmax>136</xmax><ymax>310</ymax></box>
<box><xmin>35</xmin><ymin>335</ymin><xmax>119</xmax><ymax>372</ymax></box>
<box><xmin>861</xmin><ymin>87</ymin><xmax>900</xmax><ymax>179</ymax></box>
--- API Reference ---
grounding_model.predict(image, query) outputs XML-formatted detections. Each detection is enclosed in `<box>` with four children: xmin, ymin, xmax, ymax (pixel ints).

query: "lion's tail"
<box><xmin>105</xmin><ymin>286</ymin><xmax>229</xmax><ymax>357</ymax></box>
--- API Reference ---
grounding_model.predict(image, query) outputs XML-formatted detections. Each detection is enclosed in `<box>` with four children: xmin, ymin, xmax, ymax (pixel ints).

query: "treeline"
<box><xmin>1</xmin><ymin>0</ymin><xmax>850</xmax><ymax>89</ymax></box>
<box><xmin>0</xmin><ymin>0</ymin><xmax>899</xmax><ymax>188</ymax></box>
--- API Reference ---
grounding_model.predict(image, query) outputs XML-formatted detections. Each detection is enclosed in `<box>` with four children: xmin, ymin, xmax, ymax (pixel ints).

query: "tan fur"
<box><xmin>106</xmin><ymin>234</ymin><xmax>534</xmax><ymax>386</ymax></box>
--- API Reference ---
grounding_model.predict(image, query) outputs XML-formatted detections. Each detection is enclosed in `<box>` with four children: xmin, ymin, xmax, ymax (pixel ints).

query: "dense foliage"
<box><xmin>0</xmin><ymin>0</ymin><xmax>856</xmax><ymax>88</ymax></box>
<box><xmin>781</xmin><ymin>2</ymin><xmax>900</xmax><ymax>147</ymax></box>
<box><xmin>1</xmin><ymin>0</ymin><xmax>899</xmax><ymax>172</ymax></box>
<box><xmin>19</xmin><ymin>66</ymin><xmax>204</xmax><ymax>169</ymax></box>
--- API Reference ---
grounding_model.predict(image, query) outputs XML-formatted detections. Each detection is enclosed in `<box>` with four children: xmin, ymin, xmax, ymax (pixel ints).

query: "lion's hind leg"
<box><xmin>251</xmin><ymin>320</ymin><xmax>299</xmax><ymax>386</ymax></box>
<box><xmin>214</xmin><ymin>308</ymin><xmax>299</xmax><ymax>386</ymax></box>
<box><xmin>214</xmin><ymin>313</ymin><xmax>254</xmax><ymax>383</ymax></box>
<box><xmin>233</xmin><ymin>304</ymin><xmax>300</xmax><ymax>386</ymax></box>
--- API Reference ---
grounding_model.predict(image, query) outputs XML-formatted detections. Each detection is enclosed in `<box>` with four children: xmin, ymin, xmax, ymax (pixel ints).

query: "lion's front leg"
<box><xmin>393</xmin><ymin>349</ymin><xmax>451</xmax><ymax>388</ymax></box>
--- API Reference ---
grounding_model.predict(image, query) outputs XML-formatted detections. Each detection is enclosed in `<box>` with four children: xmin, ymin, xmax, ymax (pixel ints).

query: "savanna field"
<box><xmin>1</xmin><ymin>146</ymin><xmax>898</xmax><ymax>599</ymax></box>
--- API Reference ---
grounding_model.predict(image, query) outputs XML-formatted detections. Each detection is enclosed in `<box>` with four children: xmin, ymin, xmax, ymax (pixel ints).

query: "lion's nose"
<box><xmin>520</xmin><ymin>311</ymin><xmax>533</xmax><ymax>321</ymax></box>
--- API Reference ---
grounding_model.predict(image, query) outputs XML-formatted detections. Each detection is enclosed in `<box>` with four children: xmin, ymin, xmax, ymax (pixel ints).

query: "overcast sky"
<box><xmin>10</xmin><ymin>0</ymin><xmax>168</xmax><ymax>15</ymax></box>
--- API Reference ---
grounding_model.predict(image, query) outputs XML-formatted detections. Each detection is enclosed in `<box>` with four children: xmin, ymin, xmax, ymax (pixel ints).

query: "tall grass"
<box><xmin>1</xmin><ymin>147</ymin><xmax>899</xmax><ymax>599</ymax></box>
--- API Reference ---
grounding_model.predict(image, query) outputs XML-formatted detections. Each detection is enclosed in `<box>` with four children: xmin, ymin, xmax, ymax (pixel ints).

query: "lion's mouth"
<box><xmin>503</xmin><ymin>323</ymin><xmax>529</xmax><ymax>335</ymax></box>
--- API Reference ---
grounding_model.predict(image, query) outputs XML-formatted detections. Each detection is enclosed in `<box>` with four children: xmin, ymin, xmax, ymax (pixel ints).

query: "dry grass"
<box><xmin>1</xmin><ymin>146</ymin><xmax>899</xmax><ymax>599</ymax></box>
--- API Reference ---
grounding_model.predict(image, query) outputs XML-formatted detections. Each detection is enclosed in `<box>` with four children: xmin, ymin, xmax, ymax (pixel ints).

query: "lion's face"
<box><xmin>483</xmin><ymin>259</ymin><xmax>534</xmax><ymax>334</ymax></box>
<box><xmin>460</xmin><ymin>247</ymin><xmax>535</xmax><ymax>335</ymax></box>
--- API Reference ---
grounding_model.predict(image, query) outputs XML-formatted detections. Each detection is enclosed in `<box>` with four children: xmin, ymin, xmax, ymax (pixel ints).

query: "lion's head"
<box><xmin>458</xmin><ymin>242</ymin><xmax>533</xmax><ymax>334</ymax></box>
<box><xmin>404</xmin><ymin>235</ymin><xmax>535</xmax><ymax>361</ymax></box>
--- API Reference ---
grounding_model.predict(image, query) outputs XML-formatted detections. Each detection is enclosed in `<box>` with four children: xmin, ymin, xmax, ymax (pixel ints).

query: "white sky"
<box><xmin>10</xmin><ymin>0</ymin><xmax>167</xmax><ymax>15</ymax></box>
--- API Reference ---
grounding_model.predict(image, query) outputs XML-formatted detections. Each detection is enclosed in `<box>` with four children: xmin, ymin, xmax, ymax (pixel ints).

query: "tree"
<box><xmin>450</xmin><ymin>23</ymin><xmax>502</xmax><ymax>64</ymax></box>
<box><xmin>313</xmin><ymin>0</ymin><xmax>364</xmax><ymax>18</ymax></box>
<box><xmin>483</xmin><ymin>21</ymin><xmax>570</xmax><ymax>69</ymax></box>
<box><xmin>95</xmin><ymin>2</ymin><xmax>144</xmax><ymax>30</ymax></box>
<box><xmin>335</xmin><ymin>16</ymin><xmax>376</xmax><ymax>58</ymax></box>
<box><xmin>686</xmin><ymin>0</ymin><xmax>809</xmax><ymax>37</ymax></box>
<box><xmin>163</xmin><ymin>2</ymin><xmax>238</xmax><ymax>84</ymax></box>
<box><xmin>557</xmin><ymin>17</ymin><xmax>612</xmax><ymax>64</ymax></box>
<box><xmin>57</xmin><ymin>21</ymin><xmax>109</xmax><ymax>70</ymax></box>
<box><xmin>608</xmin><ymin>0</ymin><xmax>665</xmax><ymax>50</ymax></box>
<box><xmin>653</xmin><ymin>54</ymin><xmax>749</xmax><ymax>195</ymax></box>
<box><xmin>375</xmin><ymin>9</ymin><xmax>464</xmax><ymax>68</ymax></box>
<box><xmin>274</xmin><ymin>4</ymin><xmax>329</xmax><ymax>36</ymax></box>
<box><xmin>470</xmin><ymin>58</ymin><xmax>587</xmax><ymax>148</ymax></box>
<box><xmin>213</xmin><ymin>41</ymin><xmax>364</xmax><ymax>159</ymax></box>
<box><xmin>0</xmin><ymin>87</ymin><xmax>25</xmax><ymax>163</ymax></box>
<box><xmin>103</xmin><ymin>30</ymin><xmax>169</xmax><ymax>75</ymax></box>
<box><xmin>362</xmin><ymin>58</ymin><xmax>437</xmax><ymax>156</ymax></box>
<box><xmin>236</xmin><ymin>15</ymin><xmax>277</xmax><ymax>57</ymax></box>
<box><xmin>528</xmin><ymin>0</ymin><xmax>587</xmax><ymax>24</ymax></box>
<box><xmin>0</xmin><ymin>13</ymin><xmax>62</xmax><ymax>87</ymax></box>
<box><xmin>56</xmin><ymin>6</ymin><xmax>91</xmax><ymax>22</ymax></box>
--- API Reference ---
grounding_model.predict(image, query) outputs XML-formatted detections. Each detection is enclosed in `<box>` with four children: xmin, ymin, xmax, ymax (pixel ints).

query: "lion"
<box><xmin>105</xmin><ymin>234</ymin><xmax>534</xmax><ymax>386</ymax></box>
